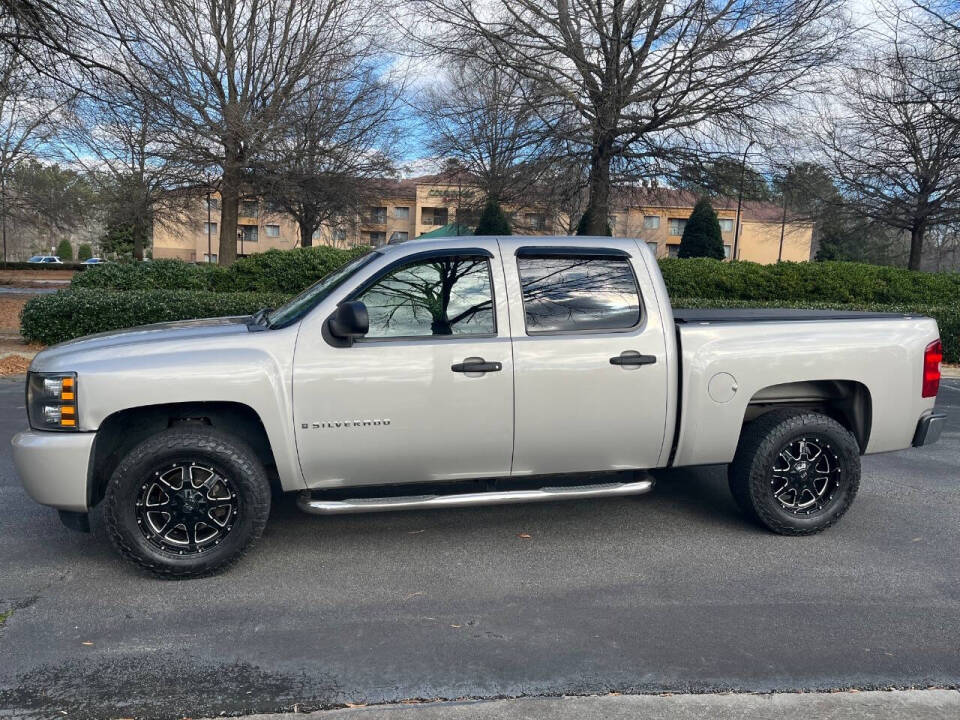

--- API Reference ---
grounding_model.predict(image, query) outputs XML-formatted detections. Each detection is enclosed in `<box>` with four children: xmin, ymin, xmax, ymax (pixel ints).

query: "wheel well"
<box><xmin>744</xmin><ymin>380</ymin><xmax>872</xmax><ymax>453</ymax></box>
<box><xmin>88</xmin><ymin>402</ymin><xmax>279</xmax><ymax>507</ymax></box>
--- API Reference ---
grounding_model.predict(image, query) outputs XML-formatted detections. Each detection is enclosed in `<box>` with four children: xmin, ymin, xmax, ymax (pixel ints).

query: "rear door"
<box><xmin>499</xmin><ymin>239</ymin><xmax>670</xmax><ymax>475</ymax></box>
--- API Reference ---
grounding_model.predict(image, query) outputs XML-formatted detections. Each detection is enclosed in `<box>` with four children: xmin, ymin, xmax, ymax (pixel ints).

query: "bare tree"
<box><xmin>0</xmin><ymin>45</ymin><xmax>56</xmax><ymax>260</ymax></box>
<box><xmin>420</xmin><ymin>56</ymin><xmax>559</xmax><ymax>206</ymax></box>
<box><xmin>411</xmin><ymin>0</ymin><xmax>848</xmax><ymax>234</ymax></box>
<box><xmin>107</xmin><ymin>0</ymin><xmax>379</xmax><ymax>265</ymax></box>
<box><xmin>253</xmin><ymin>64</ymin><xmax>400</xmax><ymax>248</ymax></box>
<box><xmin>57</xmin><ymin>77</ymin><xmax>196</xmax><ymax>260</ymax></box>
<box><xmin>819</xmin><ymin>35</ymin><xmax>960</xmax><ymax>270</ymax></box>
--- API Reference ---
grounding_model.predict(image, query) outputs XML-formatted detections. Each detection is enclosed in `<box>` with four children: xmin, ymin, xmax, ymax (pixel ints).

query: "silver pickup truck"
<box><xmin>13</xmin><ymin>236</ymin><xmax>947</xmax><ymax>577</ymax></box>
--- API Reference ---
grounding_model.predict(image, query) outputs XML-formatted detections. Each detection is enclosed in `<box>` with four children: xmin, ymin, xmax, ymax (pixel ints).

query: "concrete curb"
<box><xmin>215</xmin><ymin>690</ymin><xmax>960</xmax><ymax>720</ymax></box>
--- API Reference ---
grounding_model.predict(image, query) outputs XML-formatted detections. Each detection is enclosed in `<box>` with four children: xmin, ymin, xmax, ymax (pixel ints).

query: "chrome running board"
<box><xmin>297</xmin><ymin>476</ymin><xmax>654</xmax><ymax>515</ymax></box>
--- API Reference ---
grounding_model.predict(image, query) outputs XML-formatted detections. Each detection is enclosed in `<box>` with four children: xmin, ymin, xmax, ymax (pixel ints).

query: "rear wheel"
<box><xmin>729</xmin><ymin>409</ymin><xmax>860</xmax><ymax>535</ymax></box>
<box><xmin>104</xmin><ymin>426</ymin><xmax>270</xmax><ymax>578</ymax></box>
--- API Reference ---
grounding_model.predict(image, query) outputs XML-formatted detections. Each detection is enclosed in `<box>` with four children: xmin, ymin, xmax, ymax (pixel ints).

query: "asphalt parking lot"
<box><xmin>1</xmin><ymin>377</ymin><xmax>958</xmax><ymax>719</ymax></box>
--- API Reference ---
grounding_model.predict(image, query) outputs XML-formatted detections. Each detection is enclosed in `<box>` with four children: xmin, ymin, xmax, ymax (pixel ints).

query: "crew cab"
<box><xmin>13</xmin><ymin>237</ymin><xmax>947</xmax><ymax>577</ymax></box>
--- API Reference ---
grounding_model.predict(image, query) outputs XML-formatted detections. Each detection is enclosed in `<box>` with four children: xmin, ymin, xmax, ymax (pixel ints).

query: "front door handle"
<box><xmin>610</xmin><ymin>352</ymin><xmax>657</xmax><ymax>366</ymax></box>
<box><xmin>451</xmin><ymin>358</ymin><xmax>502</xmax><ymax>373</ymax></box>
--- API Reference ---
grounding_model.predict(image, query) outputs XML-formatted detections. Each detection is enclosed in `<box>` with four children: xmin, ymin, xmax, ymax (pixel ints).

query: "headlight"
<box><xmin>27</xmin><ymin>372</ymin><xmax>78</xmax><ymax>431</ymax></box>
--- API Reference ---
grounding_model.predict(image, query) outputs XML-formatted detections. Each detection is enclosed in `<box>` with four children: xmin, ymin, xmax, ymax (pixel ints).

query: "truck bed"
<box><xmin>673</xmin><ymin>308</ymin><xmax>915</xmax><ymax>324</ymax></box>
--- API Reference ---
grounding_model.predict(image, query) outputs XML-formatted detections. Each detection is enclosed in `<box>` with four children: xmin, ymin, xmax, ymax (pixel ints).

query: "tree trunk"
<box><xmin>582</xmin><ymin>133</ymin><xmax>614</xmax><ymax>235</ymax></box>
<box><xmin>219</xmin><ymin>155</ymin><xmax>241</xmax><ymax>266</ymax></box>
<box><xmin>299</xmin><ymin>218</ymin><xmax>314</xmax><ymax>247</ymax></box>
<box><xmin>133</xmin><ymin>218</ymin><xmax>145</xmax><ymax>261</ymax></box>
<box><xmin>908</xmin><ymin>222</ymin><xmax>925</xmax><ymax>271</ymax></box>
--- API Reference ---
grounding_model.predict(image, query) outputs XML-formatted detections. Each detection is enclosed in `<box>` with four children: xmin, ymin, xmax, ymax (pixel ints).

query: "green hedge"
<box><xmin>673</xmin><ymin>297</ymin><xmax>959</xmax><ymax>364</ymax></box>
<box><xmin>20</xmin><ymin>289</ymin><xmax>290</xmax><ymax>346</ymax></box>
<box><xmin>660</xmin><ymin>258</ymin><xmax>960</xmax><ymax>305</ymax></box>
<box><xmin>70</xmin><ymin>245</ymin><xmax>371</xmax><ymax>294</ymax></box>
<box><xmin>73</xmin><ymin>253</ymin><xmax>960</xmax><ymax>307</ymax></box>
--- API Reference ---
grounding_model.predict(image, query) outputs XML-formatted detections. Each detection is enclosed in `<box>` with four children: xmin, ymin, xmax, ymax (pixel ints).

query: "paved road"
<box><xmin>1</xmin><ymin>378</ymin><xmax>958</xmax><ymax>719</ymax></box>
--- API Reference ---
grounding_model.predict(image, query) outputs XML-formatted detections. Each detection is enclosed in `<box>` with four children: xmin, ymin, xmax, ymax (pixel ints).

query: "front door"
<box><xmin>499</xmin><ymin>238</ymin><xmax>670</xmax><ymax>476</ymax></box>
<box><xmin>292</xmin><ymin>245</ymin><xmax>514</xmax><ymax>488</ymax></box>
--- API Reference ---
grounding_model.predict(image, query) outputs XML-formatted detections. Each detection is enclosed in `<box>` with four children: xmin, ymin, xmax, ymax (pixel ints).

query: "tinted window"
<box><xmin>517</xmin><ymin>254</ymin><xmax>641</xmax><ymax>333</ymax></box>
<box><xmin>358</xmin><ymin>255</ymin><xmax>495</xmax><ymax>339</ymax></box>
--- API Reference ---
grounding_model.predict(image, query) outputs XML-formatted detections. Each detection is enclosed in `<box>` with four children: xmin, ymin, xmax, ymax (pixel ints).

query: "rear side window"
<box><xmin>517</xmin><ymin>254</ymin><xmax>642</xmax><ymax>334</ymax></box>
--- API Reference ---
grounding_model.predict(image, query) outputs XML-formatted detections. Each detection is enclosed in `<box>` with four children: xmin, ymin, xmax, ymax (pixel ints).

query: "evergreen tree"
<box><xmin>474</xmin><ymin>197</ymin><xmax>512</xmax><ymax>235</ymax></box>
<box><xmin>77</xmin><ymin>243</ymin><xmax>93</xmax><ymax>261</ymax></box>
<box><xmin>678</xmin><ymin>199</ymin><xmax>725</xmax><ymax>260</ymax></box>
<box><xmin>55</xmin><ymin>238</ymin><xmax>73</xmax><ymax>261</ymax></box>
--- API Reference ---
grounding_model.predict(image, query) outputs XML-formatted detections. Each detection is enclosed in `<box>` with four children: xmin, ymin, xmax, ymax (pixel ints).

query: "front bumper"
<box><xmin>11</xmin><ymin>430</ymin><xmax>96</xmax><ymax>511</ymax></box>
<box><xmin>913</xmin><ymin>411</ymin><xmax>947</xmax><ymax>447</ymax></box>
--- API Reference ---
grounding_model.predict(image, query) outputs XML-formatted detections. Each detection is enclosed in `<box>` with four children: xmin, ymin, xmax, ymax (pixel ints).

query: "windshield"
<box><xmin>266</xmin><ymin>251</ymin><xmax>381</xmax><ymax>329</ymax></box>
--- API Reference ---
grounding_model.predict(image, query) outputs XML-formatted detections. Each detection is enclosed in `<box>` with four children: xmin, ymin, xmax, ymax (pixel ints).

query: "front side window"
<box><xmin>357</xmin><ymin>255</ymin><xmax>495</xmax><ymax>339</ymax></box>
<box><xmin>517</xmin><ymin>253</ymin><xmax>641</xmax><ymax>334</ymax></box>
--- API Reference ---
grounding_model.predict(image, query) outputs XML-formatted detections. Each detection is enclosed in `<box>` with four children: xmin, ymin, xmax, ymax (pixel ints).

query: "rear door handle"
<box><xmin>451</xmin><ymin>358</ymin><xmax>502</xmax><ymax>373</ymax></box>
<box><xmin>610</xmin><ymin>352</ymin><xmax>657</xmax><ymax>366</ymax></box>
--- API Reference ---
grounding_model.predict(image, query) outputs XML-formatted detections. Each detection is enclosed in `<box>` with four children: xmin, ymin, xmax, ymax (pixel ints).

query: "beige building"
<box><xmin>153</xmin><ymin>177</ymin><xmax>813</xmax><ymax>264</ymax></box>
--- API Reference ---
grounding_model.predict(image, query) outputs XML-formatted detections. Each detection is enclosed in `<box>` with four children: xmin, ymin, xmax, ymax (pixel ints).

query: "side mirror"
<box><xmin>327</xmin><ymin>300</ymin><xmax>369</xmax><ymax>340</ymax></box>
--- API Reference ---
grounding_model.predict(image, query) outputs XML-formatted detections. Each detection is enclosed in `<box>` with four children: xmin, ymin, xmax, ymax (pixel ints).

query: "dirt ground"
<box><xmin>0</xmin><ymin>269</ymin><xmax>75</xmax><ymax>286</ymax></box>
<box><xmin>0</xmin><ymin>297</ymin><xmax>28</xmax><ymax>331</ymax></box>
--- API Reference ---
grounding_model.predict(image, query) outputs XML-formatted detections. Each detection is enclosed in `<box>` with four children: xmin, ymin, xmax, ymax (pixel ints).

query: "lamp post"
<box><xmin>206</xmin><ymin>190</ymin><xmax>212</xmax><ymax>263</ymax></box>
<box><xmin>778</xmin><ymin>179</ymin><xmax>789</xmax><ymax>262</ymax></box>
<box><xmin>732</xmin><ymin>141</ymin><xmax>755</xmax><ymax>261</ymax></box>
<box><xmin>238</xmin><ymin>228</ymin><xmax>244</xmax><ymax>257</ymax></box>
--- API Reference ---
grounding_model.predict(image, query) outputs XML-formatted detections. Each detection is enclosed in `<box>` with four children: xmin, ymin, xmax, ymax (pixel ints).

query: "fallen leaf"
<box><xmin>407</xmin><ymin>529</ymin><xmax>425</xmax><ymax>534</ymax></box>
<box><xmin>911</xmin><ymin>537</ymin><xmax>922</xmax><ymax>542</ymax></box>
<box><xmin>345</xmin><ymin>703</ymin><xmax>367</xmax><ymax>708</ymax></box>
<box><xmin>403</xmin><ymin>592</ymin><xmax>424</xmax><ymax>601</ymax></box>
<box><xmin>80</xmin><ymin>642</ymin><xmax>93</xmax><ymax>646</ymax></box>
<box><xmin>450</xmin><ymin>624</ymin><xmax>461</xmax><ymax>628</ymax></box>
<box><xmin>517</xmin><ymin>533</ymin><xmax>532</xmax><ymax>539</ymax></box>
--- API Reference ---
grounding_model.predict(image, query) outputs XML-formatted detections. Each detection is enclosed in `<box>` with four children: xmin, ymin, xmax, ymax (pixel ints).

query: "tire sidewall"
<box><xmin>106</xmin><ymin>429</ymin><xmax>269</xmax><ymax>576</ymax></box>
<box><xmin>748</xmin><ymin>416</ymin><xmax>860</xmax><ymax>533</ymax></box>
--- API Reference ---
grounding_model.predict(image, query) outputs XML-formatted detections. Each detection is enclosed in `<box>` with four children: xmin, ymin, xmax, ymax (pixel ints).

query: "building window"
<box><xmin>719</xmin><ymin>218</ymin><xmax>734</xmax><ymax>232</ymax></box>
<box><xmin>240</xmin><ymin>225</ymin><xmax>258</xmax><ymax>244</ymax></box>
<box><xmin>524</xmin><ymin>213</ymin><xmax>546</xmax><ymax>231</ymax></box>
<box><xmin>203</xmin><ymin>253</ymin><xmax>218</xmax><ymax>263</ymax></box>
<box><xmin>667</xmin><ymin>244</ymin><xmax>680</xmax><ymax>258</ymax></box>
<box><xmin>359</xmin><ymin>255</ymin><xmax>495</xmax><ymax>338</ymax></box>
<box><xmin>265</xmin><ymin>224</ymin><xmax>280</xmax><ymax>238</ymax></box>
<box><xmin>391</xmin><ymin>231</ymin><xmax>409</xmax><ymax>243</ymax></box>
<box><xmin>646</xmin><ymin>241</ymin><xmax>659</xmax><ymax>256</ymax></box>
<box><xmin>422</xmin><ymin>207</ymin><xmax>448</xmax><ymax>226</ymax></box>
<box><xmin>203</xmin><ymin>222</ymin><xmax>217</xmax><ymax>236</ymax></box>
<box><xmin>240</xmin><ymin>200</ymin><xmax>259</xmax><ymax>218</ymax></box>
<box><xmin>394</xmin><ymin>206</ymin><xmax>410</xmax><ymax>220</ymax></box>
<box><xmin>724</xmin><ymin>244</ymin><xmax>732</xmax><ymax>259</ymax></box>
<box><xmin>265</xmin><ymin>199</ymin><xmax>285</xmax><ymax>214</ymax></box>
<box><xmin>205</xmin><ymin>197</ymin><xmax>220</xmax><ymax>212</ymax></box>
<box><xmin>367</xmin><ymin>231</ymin><xmax>386</xmax><ymax>246</ymax></box>
<box><xmin>369</xmin><ymin>206</ymin><xmax>387</xmax><ymax>224</ymax></box>
<box><xmin>517</xmin><ymin>254</ymin><xmax>641</xmax><ymax>334</ymax></box>
<box><xmin>643</xmin><ymin>215</ymin><xmax>660</xmax><ymax>229</ymax></box>
<box><xmin>333</xmin><ymin>228</ymin><xmax>347</xmax><ymax>243</ymax></box>
<box><xmin>668</xmin><ymin>218</ymin><xmax>687</xmax><ymax>236</ymax></box>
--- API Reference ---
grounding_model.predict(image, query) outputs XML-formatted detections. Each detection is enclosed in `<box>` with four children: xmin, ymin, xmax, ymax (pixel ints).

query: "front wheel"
<box><xmin>104</xmin><ymin>426</ymin><xmax>271</xmax><ymax>578</ymax></box>
<box><xmin>729</xmin><ymin>409</ymin><xmax>861</xmax><ymax>535</ymax></box>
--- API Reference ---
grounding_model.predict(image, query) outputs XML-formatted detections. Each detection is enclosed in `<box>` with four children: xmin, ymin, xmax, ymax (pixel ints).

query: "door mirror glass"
<box><xmin>328</xmin><ymin>300</ymin><xmax>369</xmax><ymax>339</ymax></box>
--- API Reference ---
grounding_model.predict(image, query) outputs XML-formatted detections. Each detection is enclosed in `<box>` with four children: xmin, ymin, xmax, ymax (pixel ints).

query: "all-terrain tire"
<box><xmin>728</xmin><ymin>409</ymin><xmax>861</xmax><ymax>535</ymax></box>
<box><xmin>104</xmin><ymin>426</ymin><xmax>270</xmax><ymax>578</ymax></box>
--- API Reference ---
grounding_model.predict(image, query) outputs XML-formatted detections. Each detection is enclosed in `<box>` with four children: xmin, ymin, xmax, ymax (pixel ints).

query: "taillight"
<box><xmin>922</xmin><ymin>339</ymin><xmax>942</xmax><ymax>398</ymax></box>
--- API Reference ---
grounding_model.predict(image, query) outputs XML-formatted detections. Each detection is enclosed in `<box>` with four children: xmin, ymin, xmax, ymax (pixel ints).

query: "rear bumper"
<box><xmin>11</xmin><ymin>430</ymin><xmax>95</xmax><ymax>512</ymax></box>
<box><xmin>913</xmin><ymin>411</ymin><xmax>947</xmax><ymax>447</ymax></box>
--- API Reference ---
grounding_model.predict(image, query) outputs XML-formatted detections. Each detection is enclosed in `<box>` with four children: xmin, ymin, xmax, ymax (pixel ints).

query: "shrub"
<box><xmin>20</xmin><ymin>289</ymin><xmax>290</xmax><ymax>346</ymax></box>
<box><xmin>678</xmin><ymin>199</ymin><xmax>725</xmax><ymax>260</ymax></box>
<box><xmin>575</xmin><ymin>207</ymin><xmax>613</xmax><ymax>236</ymax></box>
<box><xmin>658</xmin><ymin>258</ymin><xmax>960</xmax><ymax>306</ymax></box>
<box><xmin>56</xmin><ymin>239</ymin><xmax>73</xmax><ymax>261</ymax></box>
<box><xmin>474</xmin><ymin>198</ymin><xmax>512</xmax><ymax>235</ymax></box>
<box><xmin>72</xmin><ymin>245</ymin><xmax>371</xmax><ymax>294</ymax></box>
<box><xmin>77</xmin><ymin>243</ymin><xmax>93</xmax><ymax>261</ymax></box>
